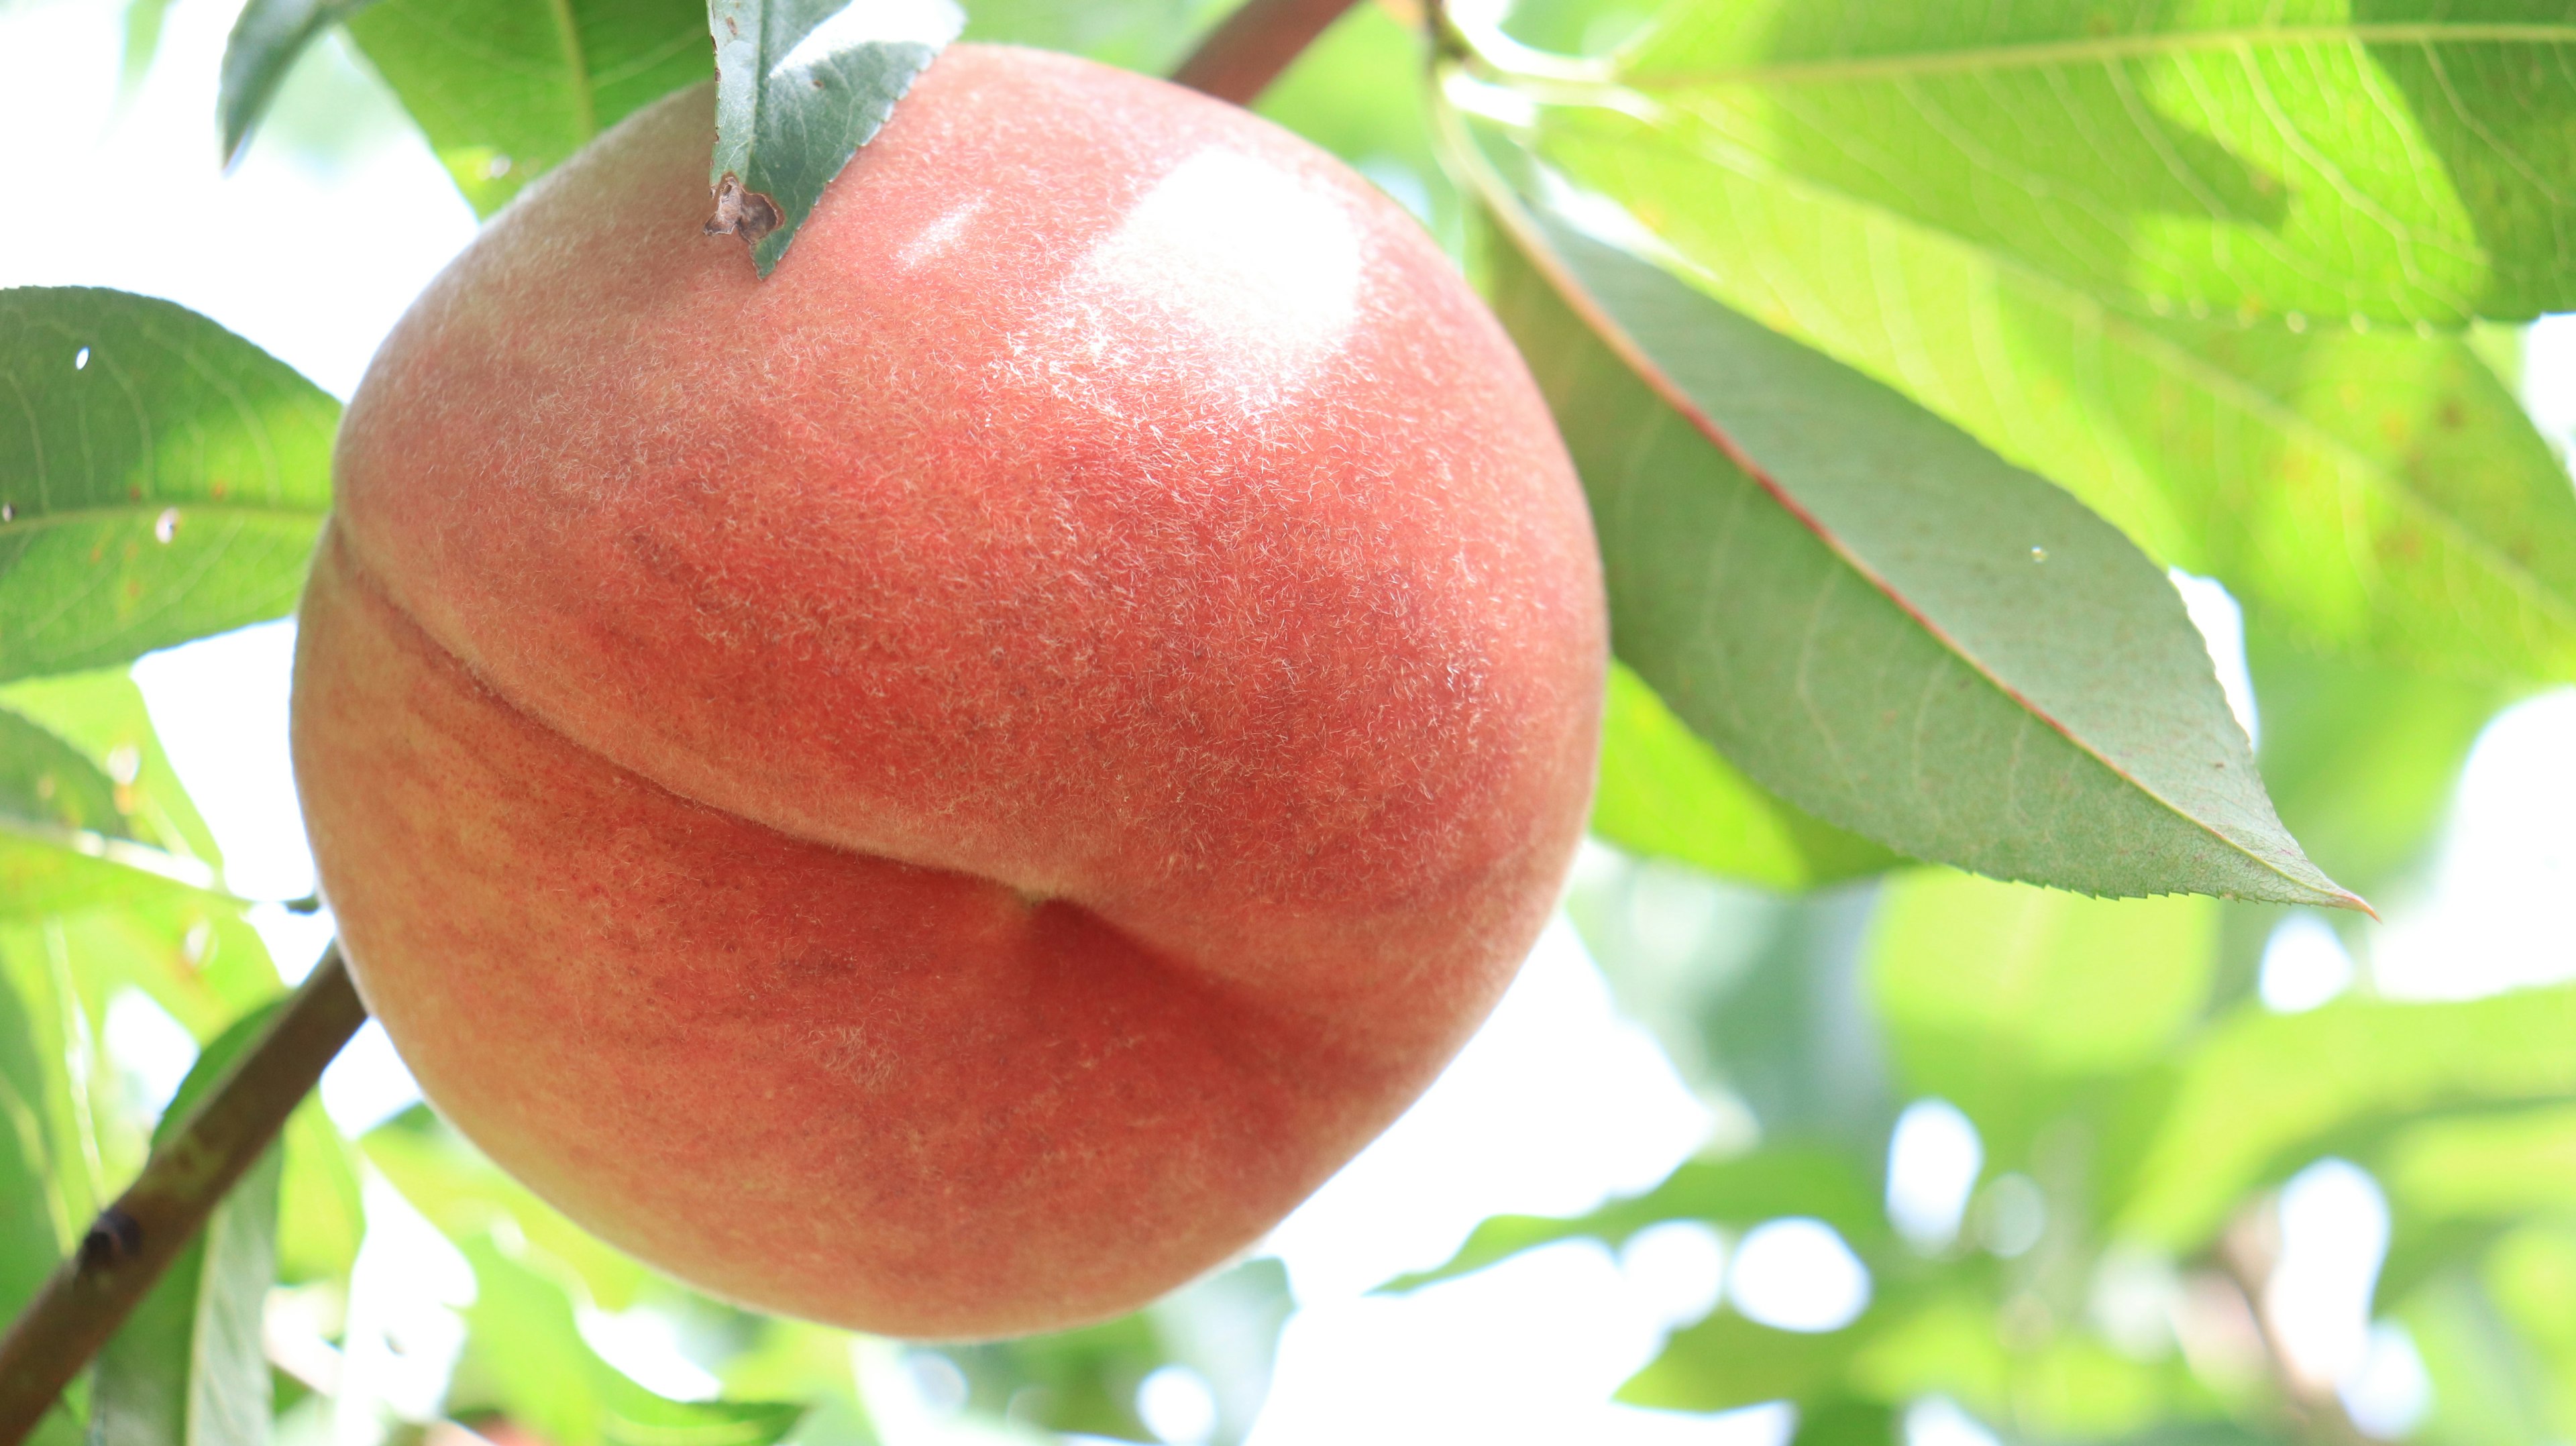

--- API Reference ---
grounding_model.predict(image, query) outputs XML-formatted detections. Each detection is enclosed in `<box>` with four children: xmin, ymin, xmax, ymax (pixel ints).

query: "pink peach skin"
<box><xmin>291</xmin><ymin>44</ymin><xmax>1605</xmax><ymax>1339</ymax></box>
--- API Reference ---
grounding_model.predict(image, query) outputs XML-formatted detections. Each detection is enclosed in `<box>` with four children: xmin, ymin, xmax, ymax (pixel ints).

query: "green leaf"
<box><xmin>1383</xmin><ymin>1146</ymin><xmax>1884</xmax><ymax>1292</ymax></box>
<box><xmin>0</xmin><ymin>667</ymin><xmax>222</xmax><ymax>868</ymax></box>
<box><xmin>89</xmin><ymin>1004</ymin><xmax>286</xmax><ymax>1446</ymax></box>
<box><xmin>1789</xmin><ymin>1397</ymin><xmax>1898</xmax><ymax>1446</ymax></box>
<box><xmin>1619</xmin><ymin>1308</ymin><xmax>1870</xmax><ymax>1412</ymax></box>
<box><xmin>216</xmin><ymin>0</ymin><xmax>383</xmax><ymax>164</ymax></box>
<box><xmin>1507</xmin><ymin>96</ymin><xmax>2576</xmax><ymax>682</ymax></box>
<box><xmin>343</xmin><ymin>0</ymin><xmax>714</xmax><ymax>215</ymax></box>
<box><xmin>2382</xmin><ymin>1103</ymin><xmax>2576</xmax><ymax>1226</ymax></box>
<box><xmin>0</xmin><ymin>954</ymin><xmax>66</xmax><ymax>1317</ymax></box>
<box><xmin>0</xmin><ymin>840</ymin><xmax>223</xmax><ymax>924</ymax></box>
<box><xmin>0</xmin><ymin>289</ymin><xmax>335</xmax><ymax>683</ymax></box>
<box><xmin>2110</xmin><ymin>986</ymin><xmax>2576</xmax><ymax>1247</ymax></box>
<box><xmin>1594</xmin><ymin>661</ymin><xmax>1902</xmax><ymax>890</ymax></box>
<box><xmin>2481</xmin><ymin>1226</ymin><xmax>2576</xmax><ymax>1441</ymax></box>
<box><xmin>0</xmin><ymin>707</ymin><xmax>132</xmax><ymax>842</ymax></box>
<box><xmin>276</xmin><ymin>1097</ymin><xmax>362</xmax><ymax>1284</ymax></box>
<box><xmin>2398</xmin><ymin>1265</ymin><xmax>2559</xmax><ymax>1446</ymax></box>
<box><xmin>0</xmin><ymin>923</ymin><xmax>119</xmax><ymax>1247</ymax></box>
<box><xmin>704</xmin><ymin>0</ymin><xmax>962</xmax><ymax>276</ymax></box>
<box><xmin>0</xmin><ymin>699</ymin><xmax>227</xmax><ymax>919</ymax></box>
<box><xmin>1468</xmin><ymin>158</ymin><xmax>2355</xmax><ymax>908</ymax></box>
<box><xmin>1868</xmin><ymin>871</ymin><xmax>2217</xmax><ymax>1165</ymax></box>
<box><xmin>861</xmin><ymin>1261</ymin><xmax>1291</xmax><ymax>1445</ymax></box>
<box><xmin>449</xmin><ymin>1234</ymin><xmax>804</xmax><ymax>1446</ymax></box>
<box><xmin>1597</xmin><ymin>3</ymin><xmax>2576</xmax><ymax>325</ymax></box>
<box><xmin>364</xmin><ymin>1105</ymin><xmax>651</xmax><ymax>1310</ymax></box>
<box><xmin>2375</xmin><ymin>1105</ymin><xmax>2576</xmax><ymax>1304</ymax></box>
<box><xmin>0</xmin><ymin>675</ymin><xmax>245</xmax><ymax>922</ymax></box>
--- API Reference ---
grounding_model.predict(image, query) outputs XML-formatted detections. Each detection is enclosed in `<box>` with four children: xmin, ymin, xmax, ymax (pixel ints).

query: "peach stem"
<box><xmin>1170</xmin><ymin>0</ymin><xmax>1364</xmax><ymax>103</ymax></box>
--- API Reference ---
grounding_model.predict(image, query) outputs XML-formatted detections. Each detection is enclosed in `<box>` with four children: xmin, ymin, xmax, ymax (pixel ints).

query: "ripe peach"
<box><xmin>290</xmin><ymin>44</ymin><xmax>1604</xmax><ymax>1338</ymax></box>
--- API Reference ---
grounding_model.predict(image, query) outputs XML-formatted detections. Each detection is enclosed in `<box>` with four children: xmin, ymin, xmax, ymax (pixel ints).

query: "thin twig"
<box><xmin>0</xmin><ymin>944</ymin><xmax>366</xmax><ymax>1446</ymax></box>
<box><xmin>2214</xmin><ymin>1210</ymin><xmax>2377</xmax><ymax>1446</ymax></box>
<box><xmin>1170</xmin><ymin>0</ymin><xmax>1365</xmax><ymax>104</ymax></box>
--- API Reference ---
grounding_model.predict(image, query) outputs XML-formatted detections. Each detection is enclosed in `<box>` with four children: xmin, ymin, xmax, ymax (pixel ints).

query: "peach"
<box><xmin>290</xmin><ymin>44</ymin><xmax>1603</xmax><ymax>1338</ymax></box>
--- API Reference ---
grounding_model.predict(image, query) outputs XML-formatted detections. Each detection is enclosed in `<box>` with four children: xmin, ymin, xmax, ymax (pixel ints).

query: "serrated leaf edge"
<box><xmin>1441</xmin><ymin>102</ymin><xmax>2365</xmax><ymax>913</ymax></box>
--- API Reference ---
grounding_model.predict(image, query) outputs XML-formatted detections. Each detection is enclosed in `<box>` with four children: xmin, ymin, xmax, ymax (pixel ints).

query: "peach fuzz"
<box><xmin>290</xmin><ymin>44</ymin><xmax>1604</xmax><ymax>1338</ymax></box>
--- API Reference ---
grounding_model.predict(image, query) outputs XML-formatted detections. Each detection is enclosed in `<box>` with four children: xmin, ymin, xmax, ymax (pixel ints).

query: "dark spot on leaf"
<box><xmin>705</xmin><ymin>172</ymin><xmax>783</xmax><ymax>245</ymax></box>
<box><xmin>2439</xmin><ymin>400</ymin><xmax>2465</xmax><ymax>429</ymax></box>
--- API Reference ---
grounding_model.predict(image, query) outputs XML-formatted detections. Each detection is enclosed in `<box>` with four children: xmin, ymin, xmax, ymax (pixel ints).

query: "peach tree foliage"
<box><xmin>4</xmin><ymin>0</ymin><xmax>2576</xmax><ymax>1444</ymax></box>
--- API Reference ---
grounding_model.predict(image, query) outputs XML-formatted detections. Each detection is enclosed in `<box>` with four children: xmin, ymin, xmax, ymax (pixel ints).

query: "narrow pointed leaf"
<box><xmin>0</xmin><ymin>959</ymin><xmax>63</xmax><ymax>1318</ymax></box>
<box><xmin>452</xmin><ymin>1235</ymin><xmax>804</xmax><ymax>1446</ymax></box>
<box><xmin>1470</xmin><ymin>155</ymin><xmax>2355</xmax><ymax>907</ymax></box>
<box><xmin>343</xmin><ymin>0</ymin><xmax>714</xmax><ymax>215</ymax></box>
<box><xmin>1508</xmin><ymin>96</ymin><xmax>2576</xmax><ymax>681</ymax></box>
<box><xmin>705</xmin><ymin>0</ymin><xmax>963</xmax><ymax>275</ymax></box>
<box><xmin>0</xmin><ymin>708</ymin><xmax>133</xmax><ymax>843</ymax></box>
<box><xmin>2110</xmin><ymin>985</ymin><xmax>2576</xmax><ymax>1248</ymax></box>
<box><xmin>88</xmin><ymin>1004</ymin><xmax>287</xmax><ymax>1446</ymax></box>
<box><xmin>1605</xmin><ymin>3</ymin><xmax>2576</xmax><ymax>325</ymax></box>
<box><xmin>0</xmin><ymin>700</ymin><xmax>225</xmax><ymax>916</ymax></box>
<box><xmin>0</xmin><ymin>666</ymin><xmax>222</xmax><ymax>865</ymax></box>
<box><xmin>1867</xmin><ymin>870</ymin><xmax>2217</xmax><ymax>1166</ymax></box>
<box><xmin>1619</xmin><ymin>1307</ymin><xmax>1877</xmax><ymax>1412</ymax></box>
<box><xmin>1381</xmin><ymin>1147</ymin><xmax>1882</xmax><ymax>1293</ymax></box>
<box><xmin>0</xmin><ymin>289</ymin><xmax>335</xmax><ymax>683</ymax></box>
<box><xmin>215</xmin><ymin>0</ymin><xmax>382</xmax><ymax>163</ymax></box>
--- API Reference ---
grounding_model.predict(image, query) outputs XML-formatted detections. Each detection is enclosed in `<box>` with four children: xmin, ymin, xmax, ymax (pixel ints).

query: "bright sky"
<box><xmin>9</xmin><ymin>0</ymin><xmax>2573</xmax><ymax>1441</ymax></box>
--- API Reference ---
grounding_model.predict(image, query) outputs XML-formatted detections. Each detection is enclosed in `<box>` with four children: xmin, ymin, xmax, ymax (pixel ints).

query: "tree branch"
<box><xmin>0</xmin><ymin>944</ymin><xmax>366</xmax><ymax>1446</ymax></box>
<box><xmin>2214</xmin><ymin>1211</ymin><xmax>2377</xmax><ymax>1446</ymax></box>
<box><xmin>1170</xmin><ymin>0</ymin><xmax>1364</xmax><ymax>104</ymax></box>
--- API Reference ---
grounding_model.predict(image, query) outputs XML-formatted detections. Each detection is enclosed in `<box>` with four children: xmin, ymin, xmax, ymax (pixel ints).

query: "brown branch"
<box><xmin>2213</xmin><ymin>1211</ymin><xmax>2376</xmax><ymax>1446</ymax></box>
<box><xmin>0</xmin><ymin>944</ymin><xmax>366</xmax><ymax>1446</ymax></box>
<box><xmin>1171</xmin><ymin>0</ymin><xmax>1365</xmax><ymax>104</ymax></box>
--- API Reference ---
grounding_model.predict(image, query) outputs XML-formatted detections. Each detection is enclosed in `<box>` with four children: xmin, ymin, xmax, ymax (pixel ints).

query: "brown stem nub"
<box><xmin>1170</xmin><ymin>0</ymin><xmax>1364</xmax><ymax>105</ymax></box>
<box><xmin>0</xmin><ymin>944</ymin><xmax>367</xmax><ymax>1446</ymax></box>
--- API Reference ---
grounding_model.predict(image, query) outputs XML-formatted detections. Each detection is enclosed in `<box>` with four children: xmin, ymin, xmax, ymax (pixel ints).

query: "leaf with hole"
<box><xmin>705</xmin><ymin>0</ymin><xmax>963</xmax><ymax>274</ymax></box>
<box><xmin>0</xmin><ymin>289</ymin><xmax>334</xmax><ymax>685</ymax></box>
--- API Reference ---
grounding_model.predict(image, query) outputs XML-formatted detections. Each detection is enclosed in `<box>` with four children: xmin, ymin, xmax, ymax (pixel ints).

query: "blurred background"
<box><xmin>7</xmin><ymin>0</ymin><xmax>2576</xmax><ymax>1443</ymax></box>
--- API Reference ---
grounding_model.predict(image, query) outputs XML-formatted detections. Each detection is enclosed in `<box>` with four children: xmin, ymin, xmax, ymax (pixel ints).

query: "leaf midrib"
<box><xmin>0</xmin><ymin>502</ymin><xmax>326</xmax><ymax>539</ymax></box>
<box><xmin>1477</xmin><ymin>184</ymin><xmax>2327</xmax><ymax>901</ymax></box>
<box><xmin>1446</xmin><ymin>103</ymin><xmax>2354</xmax><ymax>903</ymax></box>
<box><xmin>545</xmin><ymin>0</ymin><xmax>599</xmax><ymax>140</ymax></box>
<box><xmin>1566</xmin><ymin>112</ymin><xmax>2576</xmax><ymax>652</ymax></box>
<box><xmin>0</xmin><ymin>810</ymin><xmax>222</xmax><ymax>892</ymax></box>
<box><xmin>1621</xmin><ymin>21</ymin><xmax>2576</xmax><ymax>90</ymax></box>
